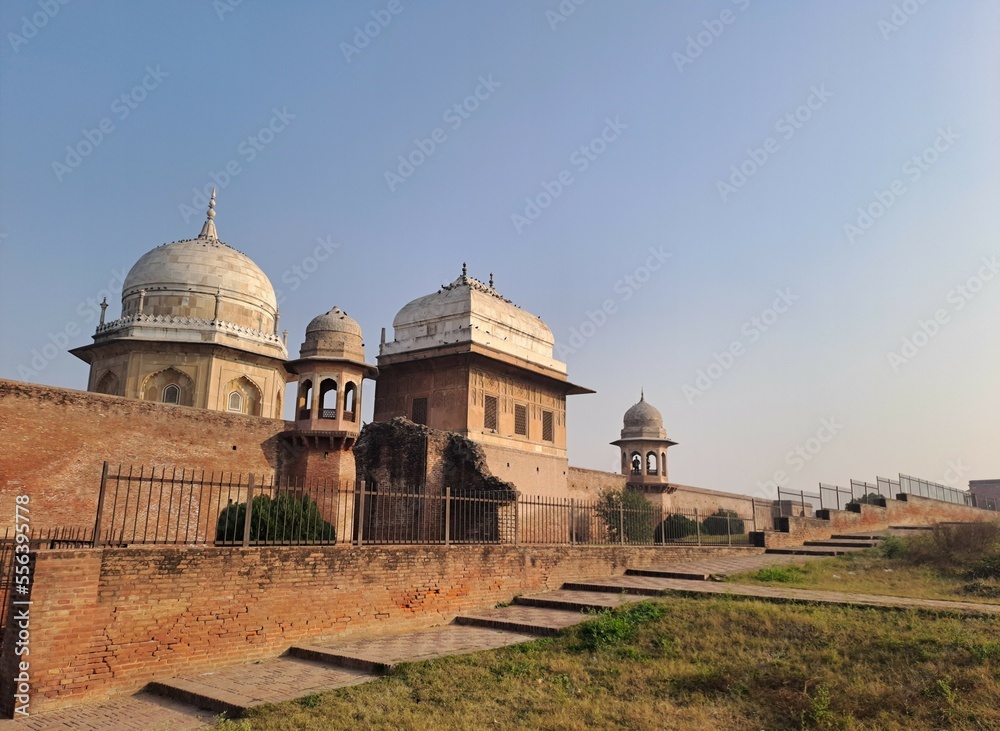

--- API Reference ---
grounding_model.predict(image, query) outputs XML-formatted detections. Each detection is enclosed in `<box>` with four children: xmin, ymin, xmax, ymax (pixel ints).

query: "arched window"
<box><xmin>228</xmin><ymin>391</ymin><xmax>244</xmax><ymax>412</ymax></box>
<box><xmin>344</xmin><ymin>382</ymin><xmax>357</xmax><ymax>421</ymax></box>
<box><xmin>319</xmin><ymin>378</ymin><xmax>338</xmax><ymax>419</ymax></box>
<box><xmin>95</xmin><ymin>371</ymin><xmax>119</xmax><ymax>396</ymax></box>
<box><xmin>646</xmin><ymin>452</ymin><xmax>658</xmax><ymax>476</ymax></box>
<box><xmin>297</xmin><ymin>379</ymin><xmax>313</xmax><ymax>420</ymax></box>
<box><xmin>163</xmin><ymin>384</ymin><xmax>180</xmax><ymax>404</ymax></box>
<box><xmin>630</xmin><ymin>452</ymin><xmax>642</xmax><ymax>475</ymax></box>
<box><xmin>661</xmin><ymin>451</ymin><xmax>667</xmax><ymax>476</ymax></box>
<box><xmin>223</xmin><ymin>376</ymin><xmax>262</xmax><ymax>417</ymax></box>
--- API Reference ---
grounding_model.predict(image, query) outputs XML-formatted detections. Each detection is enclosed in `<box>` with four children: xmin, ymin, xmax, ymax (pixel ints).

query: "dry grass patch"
<box><xmin>731</xmin><ymin>524</ymin><xmax>1000</xmax><ymax>604</ymax></box>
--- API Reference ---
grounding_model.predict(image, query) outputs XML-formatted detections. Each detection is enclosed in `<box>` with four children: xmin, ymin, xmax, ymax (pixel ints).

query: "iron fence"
<box><xmin>775</xmin><ymin>488</ymin><xmax>820</xmax><ymax>518</ymax></box>
<box><xmin>897</xmin><ymin>473</ymin><xmax>978</xmax><ymax>507</ymax></box>
<box><xmin>86</xmin><ymin>463</ymin><xmax>757</xmax><ymax>548</ymax></box>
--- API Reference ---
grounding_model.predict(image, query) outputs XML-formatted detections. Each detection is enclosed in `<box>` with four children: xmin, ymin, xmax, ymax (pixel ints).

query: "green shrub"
<box><xmin>655</xmin><ymin>513</ymin><xmax>699</xmax><ymax>542</ymax></box>
<box><xmin>965</xmin><ymin>554</ymin><xmax>1000</xmax><ymax>581</ymax></box>
<box><xmin>879</xmin><ymin>535</ymin><xmax>906</xmax><ymax>559</ymax></box>
<box><xmin>216</xmin><ymin>493</ymin><xmax>336</xmax><ymax>543</ymax></box>
<box><xmin>575</xmin><ymin>601</ymin><xmax>666</xmax><ymax>651</ymax></box>
<box><xmin>962</xmin><ymin>581</ymin><xmax>1000</xmax><ymax>599</ymax></box>
<box><xmin>752</xmin><ymin>566</ymin><xmax>807</xmax><ymax>583</ymax></box>
<box><xmin>701</xmin><ymin>509</ymin><xmax>745</xmax><ymax>536</ymax></box>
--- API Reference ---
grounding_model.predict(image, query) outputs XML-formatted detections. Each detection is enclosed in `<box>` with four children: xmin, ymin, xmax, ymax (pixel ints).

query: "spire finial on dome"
<box><xmin>489</xmin><ymin>272</ymin><xmax>494</xmax><ymax>288</ymax></box>
<box><xmin>199</xmin><ymin>187</ymin><xmax>218</xmax><ymax>240</ymax></box>
<box><xmin>641</xmin><ymin>388</ymin><xmax>644</xmax><ymax>401</ymax></box>
<box><xmin>462</xmin><ymin>261</ymin><xmax>467</xmax><ymax>277</ymax></box>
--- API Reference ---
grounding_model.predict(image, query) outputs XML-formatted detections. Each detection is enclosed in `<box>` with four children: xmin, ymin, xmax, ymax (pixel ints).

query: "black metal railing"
<box><xmin>83</xmin><ymin>463</ymin><xmax>758</xmax><ymax>549</ymax></box>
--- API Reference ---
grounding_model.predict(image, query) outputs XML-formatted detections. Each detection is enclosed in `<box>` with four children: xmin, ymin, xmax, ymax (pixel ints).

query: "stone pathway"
<box><xmin>8</xmin><ymin>531</ymin><xmax>995</xmax><ymax>729</ymax></box>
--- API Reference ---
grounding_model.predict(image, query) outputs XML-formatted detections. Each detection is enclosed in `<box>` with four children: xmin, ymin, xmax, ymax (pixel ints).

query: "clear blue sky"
<box><xmin>1</xmin><ymin>1</ymin><xmax>997</xmax><ymax>496</ymax></box>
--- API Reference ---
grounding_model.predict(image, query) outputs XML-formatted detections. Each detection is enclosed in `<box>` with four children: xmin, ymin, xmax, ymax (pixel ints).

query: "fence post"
<box><xmin>727</xmin><ymin>513</ymin><xmax>732</xmax><ymax>546</ymax></box>
<box><xmin>514</xmin><ymin>494</ymin><xmax>520</xmax><ymax>546</ymax></box>
<box><xmin>91</xmin><ymin>461</ymin><xmax>110</xmax><ymax>548</ymax></box>
<box><xmin>695</xmin><ymin>507</ymin><xmax>701</xmax><ymax>546</ymax></box>
<box><xmin>751</xmin><ymin>498</ymin><xmax>757</xmax><ymax>533</ymax></box>
<box><xmin>355</xmin><ymin>481</ymin><xmax>365</xmax><ymax>547</ymax></box>
<box><xmin>618</xmin><ymin>500</ymin><xmax>625</xmax><ymax>545</ymax></box>
<box><xmin>242</xmin><ymin>474</ymin><xmax>255</xmax><ymax>548</ymax></box>
<box><xmin>800</xmin><ymin>490</ymin><xmax>806</xmax><ymax>517</ymax></box>
<box><xmin>444</xmin><ymin>487</ymin><xmax>451</xmax><ymax>546</ymax></box>
<box><xmin>570</xmin><ymin>499</ymin><xmax>576</xmax><ymax>545</ymax></box>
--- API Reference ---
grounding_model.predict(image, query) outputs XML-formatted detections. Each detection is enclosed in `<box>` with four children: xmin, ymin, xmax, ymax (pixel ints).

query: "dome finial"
<box><xmin>489</xmin><ymin>272</ymin><xmax>494</xmax><ymax>288</ymax></box>
<box><xmin>199</xmin><ymin>187</ymin><xmax>218</xmax><ymax>240</ymax></box>
<box><xmin>462</xmin><ymin>261</ymin><xmax>467</xmax><ymax>277</ymax></box>
<box><xmin>641</xmin><ymin>388</ymin><xmax>644</xmax><ymax>401</ymax></box>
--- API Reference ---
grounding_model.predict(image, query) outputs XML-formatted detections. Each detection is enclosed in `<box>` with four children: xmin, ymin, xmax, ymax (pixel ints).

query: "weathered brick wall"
<box><xmin>2</xmin><ymin>542</ymin><xmax>762</xmax><ymax>715</ymax></box>
<box><xmin>0</xmin><ymin>380</ymin><xmax>291</xmax><ymax>531</ymax></box>
<box><xmin>567</xmin><ymin>467</ymin><xmax>626</xmax><ymax>500</ymax></box>
<box><xmin>762</xmin><ymin>494</ymin><xmax>1000</xmax><ymax>547</ymax></box>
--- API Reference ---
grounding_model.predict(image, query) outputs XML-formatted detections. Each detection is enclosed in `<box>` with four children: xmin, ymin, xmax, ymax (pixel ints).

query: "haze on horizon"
<box><xmin>0</xmin><ymin>0</ymin><xmax>997</xmax><ymax>498</ymax></box>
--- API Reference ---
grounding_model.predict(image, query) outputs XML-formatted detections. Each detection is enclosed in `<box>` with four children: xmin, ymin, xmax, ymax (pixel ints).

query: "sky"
<box><xmin>0</xmin><ymin>1</ymin><xmax>997</xmax><ymax>498</ymax></box>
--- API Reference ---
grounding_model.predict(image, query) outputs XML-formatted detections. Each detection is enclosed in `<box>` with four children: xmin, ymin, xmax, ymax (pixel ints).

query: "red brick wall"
<box><xmin>0</xmin><ymin>380</ymin><xmax>291</xmax><ymax>531</ymax></box>
<box><xmin>2</xmin><ymin>542</ymin><xmax>761</xmax><ymax>715</ymax></box>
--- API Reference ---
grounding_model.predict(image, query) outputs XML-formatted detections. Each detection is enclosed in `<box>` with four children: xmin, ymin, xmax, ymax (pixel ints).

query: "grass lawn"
<box><xmin>215</xmin><ymin>597</ymin><xmax>1000</xmax><ymax>731</ymax></box>
<box><xmin>725</xmin><ymin>551</ymin><xmax>1000</xmax><ymax>604</ymax></box>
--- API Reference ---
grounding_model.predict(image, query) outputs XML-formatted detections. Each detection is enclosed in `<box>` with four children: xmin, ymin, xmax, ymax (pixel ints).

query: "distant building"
<box><xmin>970</xmin><ymin>479</ymin><xmax>1000</xmax><ymax>507</ymax></box>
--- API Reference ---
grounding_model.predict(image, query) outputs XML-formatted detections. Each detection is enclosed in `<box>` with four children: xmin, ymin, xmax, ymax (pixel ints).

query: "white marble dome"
<box><xmin>98</xmin><ymin>192</ymin><xmax>286</xmax><ymax>359</ymax></box>
<box><xmin>381</xmin><ymin>267</ymin><xmax>564</xmax><ymax>374</ymax></box>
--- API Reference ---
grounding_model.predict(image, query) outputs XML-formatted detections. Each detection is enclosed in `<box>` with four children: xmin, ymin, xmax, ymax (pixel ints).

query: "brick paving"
<box><xmin>0</xmin><ymin>693</ymin><xmax>213</xmax><ymax>731</ymax></box>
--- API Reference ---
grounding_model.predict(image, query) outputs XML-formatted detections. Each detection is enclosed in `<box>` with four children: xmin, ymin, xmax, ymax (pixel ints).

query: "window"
<box><xmin>343</xmin><ymin>382</ymin><xmax>357</xmax><ymax>421</ymax></box>
<box><xmin>646</xmin><ymin>452</ymin><xmax>658</xmax><ymax>475</ymax></box>
<box><xmin>411</xmin><ymin>397</ymin><xmax>428</xmax><ymax>425</ymax></box>
<box><xmin>228</xmin><ymin>391</ymin><xmax>243</xmax><ymax>412</ymax></box>
<box><xmin>162</xmin><ymin>384</ymin><xmax>180</xmax><ymax>404</ymax></box>
<box><xmin>631</xmin><ymin>452</ymin><xmax>642</xmax><ymax>475</ymax></box>
<box><xmin>319</xmin><ymin>378</ymin><xmax>337</xmax><ymax>419</ymax></box>
<box><xmin>514</xmin><ymin>404</ymin><xmax>528</xmax><ymax>436</ymax></box>
<box><xmin>542</xmin><ymin>411</ymin><xmax>554</xmax><ymax>442</ymax></box>
<box><xmin>484</xmin><ymin>395</ymin><xmax>498</xmax><ymax>431</ymax></box>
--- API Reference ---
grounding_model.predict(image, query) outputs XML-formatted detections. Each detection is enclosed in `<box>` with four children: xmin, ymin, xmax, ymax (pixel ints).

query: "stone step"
<box><xmin>625</xmin><ymin>568</ymin><xmax>712</xmax><ymax>581</ymax></box>
<box><xmin>803</xmin><ymin>540</ymin><xmax>879</xmax><ymax>548</ymax></box>
<box><xmin>889</xmin><ymin>525</ymin><xmax>934</xmax><ymax>531</ymax></box>
<box><xmin>830</xmin><ymin>534</ymin><xmax>884</xmax><ymax>540</ymax></box>
<box><xmin>561</xmin><ymin>579</ymin><xmax>665</xmax><ymax>597</ymax></box>
<box><xmin>515</xmin><ymin>589</ymin><xmax>640</xmax><ymax>612</ymax></box>
<box><xmin>289</xmin><ymin>625</ymin><xmax>536</xmax><ymax>673</ymax></box>
<box><xmin>765</xmin><ymin>547</ymin><xmax>849</xmax><ymax>556</ymax></box>
<box><xmin>147</xmin><ymin>657</ymin><xmax>372</xmax><ymax>717</ymax></box>
<box><xmin>454</xmin><ymin>605</ymin><xmax>586</xmax><ymax>636</ymax></box>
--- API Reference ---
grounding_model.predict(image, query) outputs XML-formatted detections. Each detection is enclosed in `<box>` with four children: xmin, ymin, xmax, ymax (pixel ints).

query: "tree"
<box><xmin>596</xmin><ymin>488</ymin><xmax>657</xmax><ymax>544</ymax></box>
<box><xmin>701</xmin><ymin>509</ymin><xmax>745</xmax><ymax>536</ymax></box>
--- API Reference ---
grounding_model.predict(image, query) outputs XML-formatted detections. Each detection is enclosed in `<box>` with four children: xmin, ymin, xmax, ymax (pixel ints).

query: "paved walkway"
<box><xmin>7</xmin><ymin>532</ymin><xmax>995</xmax><ymax>730</ymax></box>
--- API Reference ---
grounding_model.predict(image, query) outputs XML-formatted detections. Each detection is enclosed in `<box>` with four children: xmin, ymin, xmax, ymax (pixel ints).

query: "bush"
<box><xmin>216</xmin><ymin>493</ymin><xmax>336</xmax><ymax>543</ymax></box>
<box><xmin>701</xmin><ymin>509</ymin><xmax>745</xmax><ymax>536</ymax></box>
<box><xmin>655</xmin><ymin>513</ymin><xmax>699</xmax><ymax>542</ymax></box>
<box><xmin>596</xmin><ymin>488</ymin><xmax>657</xmax><ymax>544</ymax></box>
<box><xmin>965</xmin><ymin>554</ymin><xmax>1000</xmax><ymax>581</ymax></box>
<box><xmin>879</xmin><ymin>535</ymin><xmax>906</xmax><ymax>559</ymax></box>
